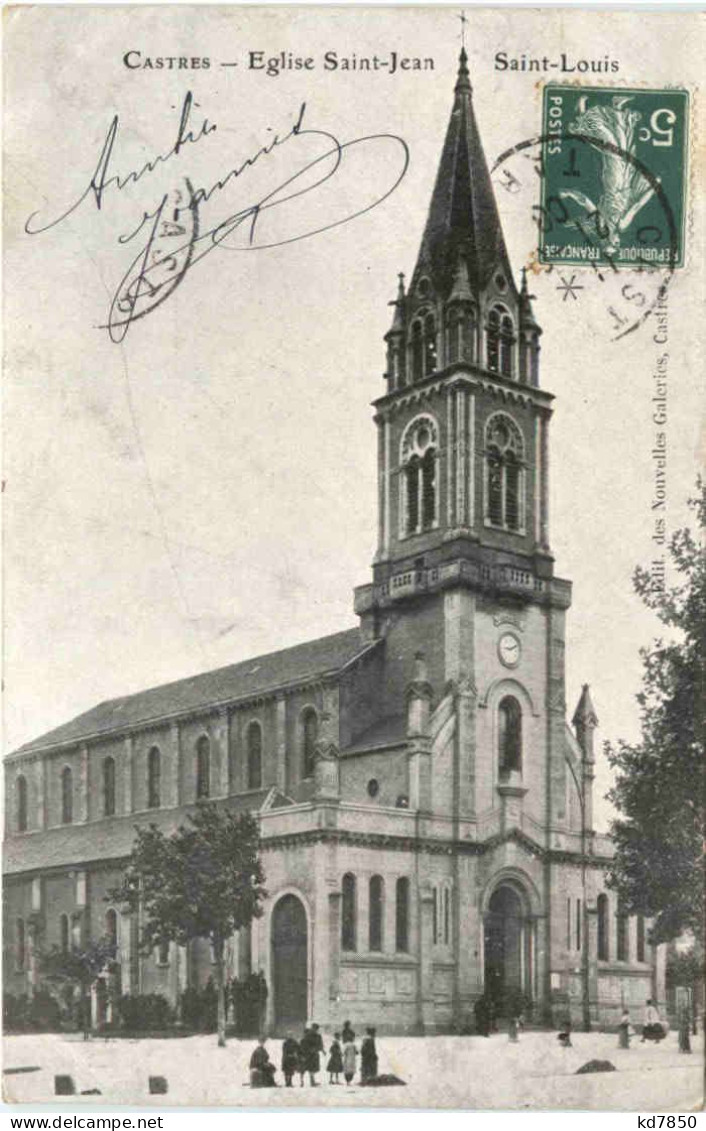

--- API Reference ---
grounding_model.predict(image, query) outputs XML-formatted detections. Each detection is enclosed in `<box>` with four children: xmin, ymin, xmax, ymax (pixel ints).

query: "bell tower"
<box><xmin>356</xmin><ymin>50</ymin><xmax>558</xmax><ymax>629</ymax></box>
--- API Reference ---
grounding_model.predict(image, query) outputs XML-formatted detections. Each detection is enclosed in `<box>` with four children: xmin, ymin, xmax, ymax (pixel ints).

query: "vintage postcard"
<box><xmin>3</xmin><ymin>4</ymin><xmax>704</xmax><ymax>1111</ymax></box>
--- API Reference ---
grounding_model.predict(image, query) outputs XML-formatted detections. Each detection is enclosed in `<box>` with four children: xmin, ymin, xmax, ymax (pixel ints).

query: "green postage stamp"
<box><xmin>539</xmin><ymin>85</ymin><xmax>689</xmax><ymax>268</ymax></box>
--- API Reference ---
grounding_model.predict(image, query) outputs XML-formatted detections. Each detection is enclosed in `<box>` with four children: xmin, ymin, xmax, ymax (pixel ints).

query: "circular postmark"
<box><xmin>490</xmin><ymin>130</ymin><xmax>678</xmax><ymax>342</ymax></box>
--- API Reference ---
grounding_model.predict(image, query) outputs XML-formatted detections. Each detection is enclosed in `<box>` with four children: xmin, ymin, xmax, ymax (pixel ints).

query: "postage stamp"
<box><xmin>539</xmin><ymin>85</ymin><xmax>690</xmax><ymax>268</ymax></box>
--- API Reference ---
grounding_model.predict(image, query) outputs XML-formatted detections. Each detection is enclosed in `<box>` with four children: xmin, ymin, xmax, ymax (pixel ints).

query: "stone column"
<box><xmin>217</xmin><ymin>708</ymin><xmax>230</xmax><ymax>797</ymax></box>
<box><xmin>328</xmin><ymin>888</ymin><xmax>342</xmax><ymax>1018</ymax></box>
<box><xmin>376</xmin><ymin>416</ymin><xmax>386</xmax><ymax>558</ymax></box>
<box><xmin>455</xmin><ymin>386</ymin><xmax>467</xmax><ymax>527</ymax></box>
<box><xmin>383</xmin><ymin>420</ymin><xmax>391</xmax><ymax>557</ymax></box>
<box><xmin>468</xmin><ymin>392</ymin><xmax>476</xmax><ymax>529</ymax></box>
<box><xmin>586</xmin><ymin>903</ymin><xmax>599</xmax><ymax>1024</ymax></box>
<box><xmin>35</xmin><ymin>757</ymin><xmax>46</xmax><ymax>830</ymax></box>
<box><xmin>275</xmin><ymin>695</ymin><xmax>287</xmax><ymax>793</ymax></box>
<box><xmin>417</xmin><ymin>884</ymin><xmax>435</xmax><ymax>1033</ymax></box>
<box><xmin>78</xmin><ymin>744</ymin><xmax>89</xmax><ymax>823</ymax></box>
<box><xmin>446</xmin><ymin>391</ymin><xmax>455</xmax><ymax>527</ymax></box>
<box><xmin>123</xmin><ymin>736</ymin><xmax>134</xmax><ymax>814</ymax></box>
<box><xmin>168</xmin><ymin>722</ymin><xmax>181</xmax><ymax>808</ymax></box>
<box><xmin>539</xmin><ymin>412</ymin><xmax>550</xmax><ymax>551</ymax></box>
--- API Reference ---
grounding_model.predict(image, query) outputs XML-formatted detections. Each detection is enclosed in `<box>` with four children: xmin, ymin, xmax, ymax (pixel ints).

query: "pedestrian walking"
<box><xmin>281</xmin><ymin>1033</ymin><xmax>299</xmax><ymax>1086</ymax></box>
<box><xmin>342</xmin><ymin>1020</ymin><xmax>356</xmax><ymax>1044</ymax></box>
<box><xmin>508</xmin><ymin>1014</ymin><xmax>519</xmax><ymax>1042</ymax></box>
<box><xmin>327</xmin><ymin>1033</ymin><xmax>343</xmax><ymax>1084</ymax></box>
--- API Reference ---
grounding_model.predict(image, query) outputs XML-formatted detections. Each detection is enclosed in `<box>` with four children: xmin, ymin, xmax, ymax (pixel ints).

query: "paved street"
<box><xmin>3</xmin><ymin>1028</ymin><xmax>702</xmax><ymax>1109</ymax></box>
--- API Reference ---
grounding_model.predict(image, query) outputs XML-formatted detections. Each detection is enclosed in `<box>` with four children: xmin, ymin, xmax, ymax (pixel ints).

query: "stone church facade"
<box><xmin>3</xmin><ymin>52</ymin><xmax>665</xmax><ymax>1034</ymax></box>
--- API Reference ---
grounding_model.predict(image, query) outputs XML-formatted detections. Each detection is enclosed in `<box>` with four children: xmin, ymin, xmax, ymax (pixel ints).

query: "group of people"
<box><xmin>249</xmin><ymin>1021</ymin><xmax>379</xmax><ymax>1088</ymax></box>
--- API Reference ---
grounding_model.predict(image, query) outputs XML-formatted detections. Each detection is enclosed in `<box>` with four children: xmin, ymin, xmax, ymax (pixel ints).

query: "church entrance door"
<box><xmin>484</xmin><ymin>885</ymin><xmax>532</xmax><ymax>1015</ymax></box>
<box><xmin>272</xmin><ymin>894</ymin><xmax>308</xmax><ymax>1032</ymax></box>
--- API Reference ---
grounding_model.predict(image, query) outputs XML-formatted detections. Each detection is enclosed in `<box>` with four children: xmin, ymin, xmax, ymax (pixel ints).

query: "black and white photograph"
<box><xmin>2</xmin><ymin>4</ymin><xmax>704</xmax><ymax>1113</ymax></box>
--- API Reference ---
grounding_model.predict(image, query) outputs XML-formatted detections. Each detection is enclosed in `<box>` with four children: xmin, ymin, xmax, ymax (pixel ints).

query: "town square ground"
<box><xmin>3</xmin><ymin>1028</ymin><xmax>702</xmax><ymax>1110</ymax></box>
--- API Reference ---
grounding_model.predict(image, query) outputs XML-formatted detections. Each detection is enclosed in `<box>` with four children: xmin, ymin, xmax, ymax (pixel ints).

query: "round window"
<box><xmin>367</xmin><ymin>779</ymin><xmax>380</xmax><ymax>798</ymax></box>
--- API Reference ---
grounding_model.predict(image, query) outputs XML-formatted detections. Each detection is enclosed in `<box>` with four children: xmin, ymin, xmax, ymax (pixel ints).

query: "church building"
<box><xmin>3</xmin><ymin>52</ymin><xmax>665</xmax><ymax>1033</ymax></box>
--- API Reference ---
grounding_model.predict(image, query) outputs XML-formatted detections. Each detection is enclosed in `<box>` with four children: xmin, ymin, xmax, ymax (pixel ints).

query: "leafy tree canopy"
<box><xmin>40</xmin><ymin>937</ymin><xmax>116</xmax><ymax>990</ymax></box>
<box><xmin>605</xmin><ymin>481</ymin><xmax>705</xmax><ymax>945</ymax></box>
<box><xmin>109</xmin><ymin>805</ymin><xmax>266</xmax><ymax>1045</ymax></box>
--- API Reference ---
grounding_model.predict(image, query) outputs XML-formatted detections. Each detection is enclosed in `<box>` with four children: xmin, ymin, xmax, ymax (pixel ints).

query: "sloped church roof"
<box><xmin>11</xmin><ymin>628</ymin><xmax>376</xmax><ymax>758</ymax></box>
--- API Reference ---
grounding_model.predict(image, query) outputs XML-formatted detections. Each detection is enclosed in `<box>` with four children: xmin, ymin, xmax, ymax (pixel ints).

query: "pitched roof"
<box><xmin>11</xmin><ymin>627</ymin><xmax>376</xmax><ymax>758</ymax></box>
<box><xmin>411</xmin><ymin>49</ymin><xmax>512</xmax><ymax>298</ymax></box>
<box><xmin>342</xmin><ymin>714</ymin><xmax>408</xmax><ymax>755</ymax></box>
<box><xmin>3</xmin><ymin>791</ymin><xmax>288</xmax><ymax>875</ymax></box>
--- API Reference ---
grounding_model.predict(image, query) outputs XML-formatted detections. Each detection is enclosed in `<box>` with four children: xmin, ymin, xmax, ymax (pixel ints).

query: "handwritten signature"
<box><xmin>25</xmin><ymin>92</ymin><xmax>410</xmax><ymax>343</ymax></box>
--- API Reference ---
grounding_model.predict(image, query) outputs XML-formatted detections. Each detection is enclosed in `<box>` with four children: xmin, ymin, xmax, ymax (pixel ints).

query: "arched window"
<box><xmin>423</xmin><ymin>314</ymin><xmax>437</xmax><ymax>375</ymax></box>
<box><xmin>103</xmin><ymin>757</ymin><xmax>116</xmax><ymax>817</ymax></box>
<box><xmin>400</xmin><ymin>416</ymin><xmax>438</xmax><ymax>537</ymax></box>
<box><xmin>16</xmin><ymin>918</ymin><xmax>25</xmax><ymax>970</ymax></box>
<box><xmin>301</xmin><ymin>709</ymin><xmax>318</xmax><ymax>780</ymax></box>
<box><xmin>105</xmin><ymin>908</ymin><xmax>118</xmax><ymax>949</ymax></box>
<box><xmin>410</xmin><ymin>320</ymin><xmax>423</xmax><ymax>382</ymax></box>
<box><xmin>341</xmin><ymin>873</ymin><xmax>357</xmax><ymax>952</ymax></box>
<box><xmin>636</xmin><ymin>915</ymin><xmax>646</xmax><ymax>962</ymax></box>
<box><xmin>16</xmin><ymin>775</ymin><xmax>28</xmax><ymax>833</ymax></box>
<box><xmin>157</xmin><ymin>939</ymin><xmax>170</xmax><ymax>965</ymax></box>
<box><xmin>597</xmin><ymin>894</ymin><xmax>609</xmax><ymax>961</ymax></box>
<box><xmin>61</xmin><ymin>766</ymin><xmax>73</xmax><ymax>825</ymax></box>
<box><xmin>395</xmin><ymin>877</ymin><xmax>410</xmax><ymax>953</ymax></box>
<box><xmin>447</xmin><ymin>311</ymin><xmax>462</xmax><ymax>363</ymax></box>
<box><xmin>196</xmin><ymin>735</ymin><xmax>210</xmax><ymax>800</ymax></box>
<box><xmin>616</xmin><ymin>905</ymin><xmax>628</xmax><ymax>961</ymax></box>
<box><xmin>147</xmin><ymin>746</ymin><xmax>161</xmax><ymax>809</ymax></box>
<box><xmin>60</xmin><ymin>913</ymin><xmax>69</xmax><ymax>953</ymax></box>
<box><xmin>500</xmin><ymin>314</ymin><xmax>514</xmax><ymax>377</ymax></box>
<box><xmin>247</xmin><ymin>723</ymin><xmax>262</xmax><ymax>790</ymax></box>
<box><xmin>498</xmin><ymin>696</ymin><xmax>522</xmax><ymax>775</ymax></box>
<box><xmin>486</xmin><ymin>307</ymin><xmax>500</xmax><ymax>372</ymax></box>
<box><xmin>487</xmin><ymin>305</ymin><xmax>514</xmax><ymax>377</ymax></box>
<box><xmin>485</xmin><ymin>414</ymin><xmax>524</xmax><ymax>532</ymax></box>
<box><xmin>369</xmin><ymin>876</ymin><xmax>384</xmax><ymax>952</ymax></box>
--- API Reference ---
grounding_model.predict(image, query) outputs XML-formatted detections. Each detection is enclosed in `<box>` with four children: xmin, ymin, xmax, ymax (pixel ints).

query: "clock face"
<box><xmin>498</xmin><ymin>632</ymin><xmax>521</xmax><ymax>668</ymax></box>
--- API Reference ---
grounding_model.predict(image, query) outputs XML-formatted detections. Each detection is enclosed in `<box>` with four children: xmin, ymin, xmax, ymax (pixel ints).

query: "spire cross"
<box><xmin>457</xmin><ymin>10</ymin><xmax>468</xmax><ymax>47</ymax></box>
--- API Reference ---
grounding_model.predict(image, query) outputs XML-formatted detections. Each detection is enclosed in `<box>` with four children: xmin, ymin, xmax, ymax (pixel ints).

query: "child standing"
<box><xmin>327</xmin><ymin>1033</ymin><xmax>343</xmax><ymax>1084</ymax></box>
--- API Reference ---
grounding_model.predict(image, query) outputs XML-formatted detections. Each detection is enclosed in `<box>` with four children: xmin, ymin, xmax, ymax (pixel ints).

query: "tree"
<box><xmin>39</xmin><ymin>936</ymin><xmax>117</xmax><ymax>1023</ymax></box>
<box><xmin>110</xmin><ymin>806</ymin><xmax>266</xmax><ymax>1047</ymax></box>
<box><xmin>605</xmin><ymin>481</ymin><xmax>705</xmax><ymax>944</ymax></box>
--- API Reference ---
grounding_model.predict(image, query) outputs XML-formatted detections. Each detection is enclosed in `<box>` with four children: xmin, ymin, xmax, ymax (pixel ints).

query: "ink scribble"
<box><xmin>24</xmin><ymin>93</ymin><xmax>410</xmax><ymax>343</ymax></box>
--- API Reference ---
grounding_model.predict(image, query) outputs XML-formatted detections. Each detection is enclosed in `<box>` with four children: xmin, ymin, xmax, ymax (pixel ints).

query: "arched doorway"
<box><xmin>484</xmin><ymin>885</ymin><xmax>532</xmax><ymax>1013</ymax></box>
<box><xmin>271</xmin><ymin>894</ymin><xmax>308</xmax><ymax>1031</ymax></box>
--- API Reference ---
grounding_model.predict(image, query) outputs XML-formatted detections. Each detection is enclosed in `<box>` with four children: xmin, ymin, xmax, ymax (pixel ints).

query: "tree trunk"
<box><xmin>214</xmin><ymin>941</ymin><xmax>226</xmax><ymax>1048</ymax></box>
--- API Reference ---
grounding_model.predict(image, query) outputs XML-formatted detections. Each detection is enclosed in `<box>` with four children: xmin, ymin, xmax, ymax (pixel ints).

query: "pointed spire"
<box><xmin>519</xmin><ymin>266</ymin><xmax>540</xmax><ymax>328</ymax></box>
<box><xmin>385</xmin><ymin>272</ymin><xmax>406</xmax><ymax>337</ymax></box>
<box><xmin>455</xmin><ymin>46</ymin><xmax>472</xmax><ymax>98</ymax></box>
<box><xmin>409</xmin><ymin>51</ymin><xmax>512</xmax><ymax>299</ymax></box>
<box><xmin>572</xmin><ymin>684</ymin><xmax>598</xmax><ymax>729</ymax></box>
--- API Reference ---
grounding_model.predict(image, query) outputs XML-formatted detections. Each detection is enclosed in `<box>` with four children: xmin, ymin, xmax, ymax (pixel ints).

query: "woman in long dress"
<box><xmin>360</xmin><ymin>1027</ymin><xmax>378</xmax><ymax>1083</ymax></box>
<box><xmin>641</xmin><ymin>999</ymin><xmax>665</xmax><ymax>1043</ymax></box>
<box><xmin>342</xmin><ymin>1037</ymin><xmax>357</xmax><ymax>1085</ymax></box>
<box><xmin>618</xmin><ymin>1009</ymin><xmax>631</xmax><ymax>1049</ymax></box>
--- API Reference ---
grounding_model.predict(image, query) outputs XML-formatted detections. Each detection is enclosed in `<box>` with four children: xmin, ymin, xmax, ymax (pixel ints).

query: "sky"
<box><xmin>4</xmin><ymin>5</ymin><xmax>703</xmax><ymax>832</ymax></box>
